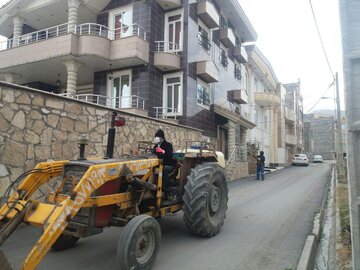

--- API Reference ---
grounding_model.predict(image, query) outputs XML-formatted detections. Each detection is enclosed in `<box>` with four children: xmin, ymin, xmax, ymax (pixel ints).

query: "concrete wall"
<box><xmin>0</xmin><ymin>82</ymin><xmax>203</xmax><ymax>197</ymax></box>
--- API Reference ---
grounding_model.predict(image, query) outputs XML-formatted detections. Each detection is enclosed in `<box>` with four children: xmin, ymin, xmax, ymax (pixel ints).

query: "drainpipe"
<box><xmin>13</xmin><ymin>16</ymin><xmax>24</xmax><ymax>47</ymax></box>
<box><xmin>63</xmin><ymin>59</ymin><xmax>83</xmax><ymax>97</ymax></box>
<box><xmin>67</xmin><ymin>0</ymin><xmax>81</xmax><ymax>33</ymax></box>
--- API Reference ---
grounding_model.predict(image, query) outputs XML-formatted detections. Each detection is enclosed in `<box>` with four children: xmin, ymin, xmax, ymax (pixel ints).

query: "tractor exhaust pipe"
<box><xmin>105</xmin><ymin>112</ymin><xmax>117</xmax><ymax>159</ymax></box>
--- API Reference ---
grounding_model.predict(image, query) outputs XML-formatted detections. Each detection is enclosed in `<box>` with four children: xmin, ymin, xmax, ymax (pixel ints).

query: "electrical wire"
<box><xmin>309</xmin><ymin>0</ymin><xmax>335</xmax><ymax>80</ymax></box>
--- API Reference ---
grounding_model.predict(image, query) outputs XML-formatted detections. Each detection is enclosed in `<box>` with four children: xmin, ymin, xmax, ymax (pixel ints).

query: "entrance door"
<box><xmin>111</xmin><ymin>71</ymin><xmax>131</xmax><ymax>108</ymax></box>
<box><xmin>218</xmin><ymin>126</ymin><xmax>228</xmax><ymax>159</ymax></box>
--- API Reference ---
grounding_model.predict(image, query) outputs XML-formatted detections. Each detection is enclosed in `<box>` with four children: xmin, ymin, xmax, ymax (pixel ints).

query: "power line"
<box><xmin>309</xmin><ymin>0</ymin><xmax>335</xmax><ymax>80</ymax></box>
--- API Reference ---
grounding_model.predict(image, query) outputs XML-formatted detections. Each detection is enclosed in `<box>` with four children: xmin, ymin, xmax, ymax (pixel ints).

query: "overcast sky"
<box><xmin>0</xmin><ymin>0</ymin><xmax>344</xmax><ymax>112</ymax></box>
<box><xmin>238</xmin><ymin>0</ymin><xmax>343</xmax><ymax>113</ymax></box>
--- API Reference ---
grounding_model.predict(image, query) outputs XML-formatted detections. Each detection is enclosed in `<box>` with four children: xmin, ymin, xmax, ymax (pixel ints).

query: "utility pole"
<box><xmin>335</xmin><ymin>72</ymin><xmax>344</xmax><ymax>180</ymax></box>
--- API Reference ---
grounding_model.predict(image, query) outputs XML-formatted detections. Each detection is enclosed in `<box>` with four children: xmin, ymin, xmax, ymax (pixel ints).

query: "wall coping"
<box><xmin>0</xmin><ymin>80</ymin><xmax>203</xmax><ymax>133</ymax></box>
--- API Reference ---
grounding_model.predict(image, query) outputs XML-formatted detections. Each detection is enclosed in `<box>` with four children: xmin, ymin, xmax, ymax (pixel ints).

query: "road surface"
<box><xmin>2</xmin><ymin>162</ymin><xmax>332</xmax><ymax>270</ymax></box>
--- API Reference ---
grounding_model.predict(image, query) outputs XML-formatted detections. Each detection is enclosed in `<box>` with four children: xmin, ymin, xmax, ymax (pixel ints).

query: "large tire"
<box><xmin>0</xmin><ymin>249</ymin><xmax>12</xmax><ymax>270</ymax></box>
<box><xmin>182</xmin><ymin>163</ymin><xmax>228</xmax><ymax>237</ymax></box>
<box><xmin>51</xmin><ymin>234</ymin><xmax>79</xmax><ymax>251</ymax></box>
<box><xmin>117</xmin><ymin>215</ymin><xmax>161</xmax><ymax>270</ymax></box>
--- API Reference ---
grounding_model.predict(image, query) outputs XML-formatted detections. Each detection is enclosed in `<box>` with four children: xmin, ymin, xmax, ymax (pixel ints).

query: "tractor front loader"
<box><xmin>0</xmin><ymin>112</ymin><xmax>228</xmax><ymax>270</ymax></box>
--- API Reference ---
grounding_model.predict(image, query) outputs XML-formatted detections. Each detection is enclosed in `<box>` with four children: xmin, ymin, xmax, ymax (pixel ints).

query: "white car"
<box><xmin>292</xmin><ymin>154</ymin><xmax>309</xmax><ymax>166</ymax></box>
<box><xmin>313</xmin><ymin>155</ymin><xmax>323</xmax><ymax>163</ymax></box>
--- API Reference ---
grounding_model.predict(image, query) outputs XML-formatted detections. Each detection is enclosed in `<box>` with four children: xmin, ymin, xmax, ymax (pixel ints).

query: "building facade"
<box><xmin>0</xmin><ymin>0</ymin><xmax>258</xmax><ymax>179</ymax></box>
<box><xmin>283</xmin><ymin>81</ymin><xmax>304</xmax><ymax>162</ymax></box>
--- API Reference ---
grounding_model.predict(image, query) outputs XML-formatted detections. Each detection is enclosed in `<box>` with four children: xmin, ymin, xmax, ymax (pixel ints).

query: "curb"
<box><xmin>297</xmin><ymin>165</ymin><xmax>335</xmax><ymax>270</ymax></box>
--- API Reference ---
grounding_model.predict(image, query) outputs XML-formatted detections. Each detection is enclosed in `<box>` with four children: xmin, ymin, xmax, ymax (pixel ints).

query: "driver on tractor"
<box><xmin>153</xmin><ymin>129</ymin><xmax>177</xmax><ymax>199</ymax></box>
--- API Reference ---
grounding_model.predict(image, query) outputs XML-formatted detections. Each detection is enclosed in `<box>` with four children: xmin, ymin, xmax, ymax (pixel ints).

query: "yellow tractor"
<box><xmin>0</xmin><ymin>112</ymin><xmax>228</xmax><ymax>270</ymax></box>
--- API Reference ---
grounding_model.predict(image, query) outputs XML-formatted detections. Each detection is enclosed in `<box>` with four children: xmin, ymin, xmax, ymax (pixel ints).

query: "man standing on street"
<box><xmin>256</xmin><ymin>151</ymin><xmax>265</xmax><ymax>181</ymax></box>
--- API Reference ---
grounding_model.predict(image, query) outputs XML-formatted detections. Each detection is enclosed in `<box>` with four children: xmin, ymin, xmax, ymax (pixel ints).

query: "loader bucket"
<box><xmin>0</xmin><ymin>249</ymin><xmax>13</xmax><ymax>270</ymax></box>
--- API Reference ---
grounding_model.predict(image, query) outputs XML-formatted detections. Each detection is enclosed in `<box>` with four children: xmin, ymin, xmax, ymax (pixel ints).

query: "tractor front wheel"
<box><xmin>182</xmin><ymin>163</ymin><xmax>228</xmax><ymax>237</ymax></box>
<box><xmin>51</xmin><ymin>234</ymin><xmax>79</xmax><ymax>251</ymax></box>
<box><xmin>117</xmin><ymin>215</ymin><xmax>161</xmax><ymax>270</ymax></box>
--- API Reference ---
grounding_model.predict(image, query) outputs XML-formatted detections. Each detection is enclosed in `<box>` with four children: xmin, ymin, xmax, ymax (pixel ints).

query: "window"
<box><xmin>234</xmin><ymin>62</ymin><xmax>241</xmax><ymax>80</ymax></box>
<box><xmin>163</xmin><ymin>72</ymin><xmax>183</xmax><ymax>115</ymax></box>
<box><xmin>264</xmin><ymin>115</ymin><xmax>268</xmax><ymax>129</ymax></box>
<box><xmin>255</xmin><ymin>78</ymin><xmax>259</xmax><ymax>92</ymax></box>
<box><xmin>107</xmin><ymin>70</ymin><xmax>132</xmax><ymax>108</ymax></box>
<box><xmin>220</xmin><ymin>47</ymin><xmax>228</xmax><ymax>68</ymax></box>
<box><xmin>197</xmin><ymin>80</ymin><xmax>210</xmax><ymax>108</ymax></box>
<box><xmin>198</xmin><ymin>21</ymin><xmax>211</xmax><ymax>51</ymax></box>
<box><xmin>109</xmin><ymin>6</ymin><xmax>133</xmax><ymax>39</ymax></box>
<box><xmin>235</xmin><ymin>36</ymin><xmax>240</xmax><ymax>46</ymax></box>
<box><xmin>220</xmin><ymin>15</ymin><xmax>228</xmax><ymax>28</ymax></box>
<box><xmin>165</xmin><ymin>10</ymin><xmax>183</xmax><ymax>51</ymax></box>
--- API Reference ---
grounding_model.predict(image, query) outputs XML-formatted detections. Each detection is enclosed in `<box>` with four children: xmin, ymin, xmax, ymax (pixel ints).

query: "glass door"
<box><xmin>165</xmin><ymin>11</ymin><xmax>183</xmax><ymax>51</ymax></box>
<box><xmin>113</xmin><ymin>8</ymin><xmax>133</xmax><ymax>39</ymax></box>
<box><xmin>111</xmin><ymin>72</ymin><xmax>131</xmax><ymax>108</ymax></box>
<box><xmin>164</xmin><ymin>75</ymin><xmax>182</xmax><ymax>116</ymax></box>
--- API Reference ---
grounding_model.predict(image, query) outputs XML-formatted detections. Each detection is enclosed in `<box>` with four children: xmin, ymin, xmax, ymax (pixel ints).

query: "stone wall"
<box><xmin>0</xmin><ymin>82</ymin><xmax>203</xmax><ymax>197</ymax></box>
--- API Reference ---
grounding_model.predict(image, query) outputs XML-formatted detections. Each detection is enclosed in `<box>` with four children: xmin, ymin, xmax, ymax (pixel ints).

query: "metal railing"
<box><xmin>0</xmin><ymin>23</ymin><xmax>147</xmax><ymax>51</ymax></box>
<box><xmin>226</xmin><ymin>144</ymin><xmax>247</xmax><ymax>167</ymax></box>
<box><xmin>0</xmin><ymin>23</ymin><xmax>69</xmax><ymax>49</ymax></box>
<box><xmin>197</xmin><ymin>31</ymin><xmax>212</xmax><ymax>52</ymax></box>
<box><xmin>154</xmin><ymin>107</ymin><xmax>178</xmax><ymax>119</ymax></box>
<box><xmin>59</xmin><ymin>94</ymin><xmax>145</xmax><ymax>110</ymax></box>
<box><xmin>155</xmin><ymin>41</ymin><xmax>180</xmax><ymax>53</ymax></box>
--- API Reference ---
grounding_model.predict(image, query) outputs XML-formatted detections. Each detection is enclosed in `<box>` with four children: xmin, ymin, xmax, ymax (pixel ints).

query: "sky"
<box><xmin>238</xmin><ymin>0</ymin><xmax>344</xmax><ymax>113</ymax></box>
<box><xmin>0</xmin><ymin>0</ymin><xmax>344</xmax><ymax>113</ymax></box>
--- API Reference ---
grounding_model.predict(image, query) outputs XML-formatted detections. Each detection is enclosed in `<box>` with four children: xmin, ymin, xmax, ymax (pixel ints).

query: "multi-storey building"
<box><xmin>303</xmin><ymin>113</ymin><xmax>335</xmax><ymax>160</ymax></box>
<box><xmin>246</xmin><ymin>45</ymin><xmax>281</xmax><ymax>167</ymax></box>
<box><xmin>283</xmin><ymin>81</ymin><xmax>304</xmax><ymax>158</ymax></box>
<box><xmin>0</xmin><ymin>0</ymin><xmax>257</xmax><ymax>178</ymax></box>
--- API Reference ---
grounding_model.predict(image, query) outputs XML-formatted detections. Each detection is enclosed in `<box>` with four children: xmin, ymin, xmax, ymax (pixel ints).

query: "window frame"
<box><xmin>196</xmin><ymin>79</ymin><xmax>211</xmax><ymax>109</ymax></box>
<box><xmin>198</xmin><ymin>19</ymin><xmax>212</xmax><ymax>52</ymax></box>
<box><xmin>108</xmin><ymin>5</ymin><xmax>133</xmax><ymax>38</ymax></box>
<box><xmin>164</xmin><ymin>9</ymin><xmax>184</xmax><ymax>52</ymax></box>
<box><xmin>106</xmin><ymin>69</ymin><xmax>132</xmax><ymax>108</ymax></box>
<box><xmin>163</xmin><ymin>72</ymin><xmax>183</xmax><ymax>116</ymax></box>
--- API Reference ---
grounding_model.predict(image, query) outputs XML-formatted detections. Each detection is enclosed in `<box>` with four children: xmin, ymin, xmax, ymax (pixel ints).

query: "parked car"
<box><xmin>292</xmin><ymin>154</ymin><xmax>309</xmax><ymax>166</ymax></box>
<box><xmin>313</xmin><ymin>155</ymin><xmax>323</xmax><ymax>163</ymax></box>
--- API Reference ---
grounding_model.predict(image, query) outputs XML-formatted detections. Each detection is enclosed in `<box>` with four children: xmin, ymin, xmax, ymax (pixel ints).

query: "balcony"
<box><xmin>60</xmin><ymin>94</ymin><xmax>148</xmax><ymax>116</ymax></box>
<box><xmin>197</xmin><ymin>1</ymin><xmax>220</xmax><ymax>29</ymax></box>
<box><xmin>285</xmin><ymin>134</ymin><xmax>297</xmax><ymax>145</ymax></box>
<box><xmin>227</xmin><ymin>89</ymin><xmax>248</xmax><ymax>104</ymax></box>
<box><xmin>196</xmin><ymin>60</ymin><xmax>219</xmax><ymax>83</ymax></box>
<box><xmin>220</xmin><ymin>28</ymin><xmax>236</xmax><ymax>48</ymax></box>
<box><xmin>285</xmin><ymin>108</ymin><xmax>296</xmax><ymax>122</ymax></box>
<box><xmin>154</xmin><ymin>41</ymin><xmax>181</xmax><ymax>71</ymax></box>
<box><xmin>254</xmin><ymin>92</ymin><xmax>281</xmax><ymax>107</ymax></box>
<box><xmin>0</xmin><ymin>23</ymin><xmax>149</xmax><ymax>84</ymax></box>
<box><xmin>156</xmin><ymin>0</ymin><xmax>181</xmax><ymax>10</ymax></box>
<box><xmin>154</xmin><ymin>107</ymin><xmax>180</xmax><ymax>124</ymax></box>
<box><xmin>234</xmin><ymin>46</ymin><xmax>248</xmax><ymax>63</ymax></box>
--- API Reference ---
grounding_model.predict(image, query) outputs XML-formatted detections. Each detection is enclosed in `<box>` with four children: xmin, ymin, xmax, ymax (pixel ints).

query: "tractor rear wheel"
<box><xmin>182</xmin><ymin>163</ymin><xmax>228</xmax><ymax>237</ymax></box>
<box><xmin>51</xmin><ymin>234</ymin><xmax>79</xmax><ymax>251</ymax></box>
<box><xmin>117</xmin><ymin>215</ymin><xmax>161</xmax><ymax>270</ymax></box>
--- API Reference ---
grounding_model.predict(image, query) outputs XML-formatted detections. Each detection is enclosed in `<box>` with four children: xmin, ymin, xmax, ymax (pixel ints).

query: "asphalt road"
<box><xmin>2</xmin><ymin>162</ymin><xmax>332</xmax><ymax>270</ymax></box>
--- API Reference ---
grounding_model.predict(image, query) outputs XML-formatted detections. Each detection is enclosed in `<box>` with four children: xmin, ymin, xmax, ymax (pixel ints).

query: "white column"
<box><xmin>63</xmin><ymin>59</ymin><xmax>82</xmax><ymax>97</ymax></box>
<box><xmin>13</xmin><ymin>16</ymin><xmax>24</xmax><ymax>47</ymax></box>
<box><xmin>67</xmin><ymin>0</ymin><xmax>81</xmax><ymax>33</ymax></box>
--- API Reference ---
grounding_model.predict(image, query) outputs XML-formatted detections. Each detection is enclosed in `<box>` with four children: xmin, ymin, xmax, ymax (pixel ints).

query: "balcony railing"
<box><xmin>154</xmin><ymin>107</ymin><xmax>179</xmax><ymax>119</ymax></box>
<box><xmin>155</xmin><ymin>41</ymin><xmax>180</xmax><ymax>53</ymax></box>
<box><xmin>59</xmin><ymin>94</ymin><xmax>145</xmax><ymax>110</ymax></box>
<box><xmin>0</xmin><ymin>23</ymin><xmax>147</xmax><ymax>51</ymax></box>
<box><xmin>197</xmin><ymin>32</ymin><xmax>212</xmax><ymax>52</ymax></box>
